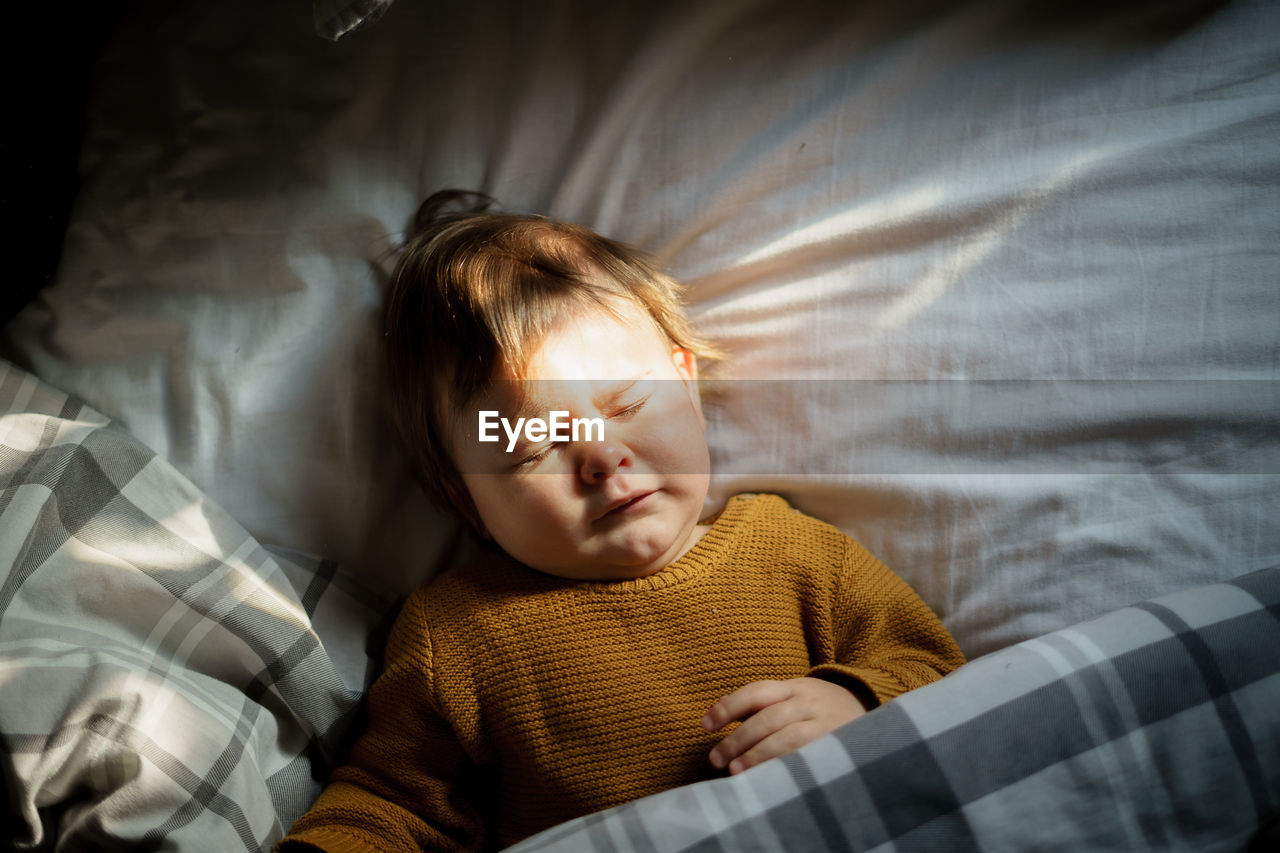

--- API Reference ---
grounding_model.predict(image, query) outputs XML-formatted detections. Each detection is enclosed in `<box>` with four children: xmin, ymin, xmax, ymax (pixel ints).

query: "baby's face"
<box><xmin>449</xmin><ymin>301</ymin><xmax>711</xmax><ymax>581</ymax></box>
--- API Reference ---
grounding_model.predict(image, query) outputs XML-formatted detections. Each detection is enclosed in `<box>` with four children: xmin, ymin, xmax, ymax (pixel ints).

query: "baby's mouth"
<box><xmin>595</xmin><ymin>490</ymin><xmax>655</xmax><ymax>521</ymax></box>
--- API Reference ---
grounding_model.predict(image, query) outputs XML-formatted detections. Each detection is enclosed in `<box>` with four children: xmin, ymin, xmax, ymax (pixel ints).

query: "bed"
<box><xmin>2</xmin><ymin>0</ymin><xmax>1277</xmax><ymax>850</ymax></box>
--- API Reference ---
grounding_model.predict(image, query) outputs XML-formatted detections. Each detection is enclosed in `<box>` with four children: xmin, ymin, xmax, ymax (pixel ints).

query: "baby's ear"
<box><xmin>671</xmin><ymin>346</ymin><xmax>698</xmax><ymax>382</ymax></box>
<box><xmin>671</xmin><ymin>346</ymin><xmax>705</xmax><ymax>430</ymax></box>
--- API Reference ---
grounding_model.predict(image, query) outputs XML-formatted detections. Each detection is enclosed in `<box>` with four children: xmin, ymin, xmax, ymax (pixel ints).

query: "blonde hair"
<box><xmin>382</xmin><ymin>190</ymin><xmax>722</xmax><ymax>531</ymax></box>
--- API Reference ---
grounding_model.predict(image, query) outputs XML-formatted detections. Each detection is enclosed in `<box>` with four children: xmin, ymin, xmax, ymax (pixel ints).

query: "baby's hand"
<box><xmin>701</xmin><ymin>677</ymin><xmax>867</xmax><ymax>775</ymax></box>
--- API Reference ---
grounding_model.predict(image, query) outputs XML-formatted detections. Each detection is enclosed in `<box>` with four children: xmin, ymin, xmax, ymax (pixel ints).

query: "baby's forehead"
<box><xmin>514</xmin><ymin>301</ymin><xmax>674</xmax><ymax>383</ymax></box>
<box><xmin>480</xmin><ymin>374</ymin><xmax>660</xmax><ymax>426</ymax></box>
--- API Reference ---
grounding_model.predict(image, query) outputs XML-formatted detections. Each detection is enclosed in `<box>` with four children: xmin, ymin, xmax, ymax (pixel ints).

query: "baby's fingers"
<box><xmin>724</xmin><ymin>722</ymin><xmax>824</xmax><ymax>775</ymax></box>
<box><xmin>701</xmin><ymin>680</ymin><xmax>792</xmax><ymax>733</ymax></box>
<box><xmin>707</xmin><ymin>699</ymin><xmax>806</xmax><ymax>772</ymax></box>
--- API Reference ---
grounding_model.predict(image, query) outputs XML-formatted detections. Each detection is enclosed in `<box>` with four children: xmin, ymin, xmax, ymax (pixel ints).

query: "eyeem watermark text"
<box><xmin>478</xmin><ymin>411</ymin><xmax>605</xmax><ymax>452</ymax></box>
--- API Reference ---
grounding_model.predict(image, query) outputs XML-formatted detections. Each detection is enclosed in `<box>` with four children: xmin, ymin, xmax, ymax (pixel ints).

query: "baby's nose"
<box><xmin>578</xmin><ymin>441</ymin><xmax>630</xmax><ymax>483</ymax></box>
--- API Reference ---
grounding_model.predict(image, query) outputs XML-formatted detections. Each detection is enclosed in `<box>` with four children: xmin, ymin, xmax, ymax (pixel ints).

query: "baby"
<box><xmin>278</xmin><ymin>191</ymin><xmax>965</xmax><ymax>852</ymax></box>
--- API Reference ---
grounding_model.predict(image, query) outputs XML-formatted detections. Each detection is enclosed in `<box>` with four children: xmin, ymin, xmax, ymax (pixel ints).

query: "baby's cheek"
<box><xmin>479</xmin><ymin>480</ymin><xmax>560</xmax><ymax>540</ymax></box>
<box><xmin>518</xmin><ymin>482</ymin><xmax>576</xmax><ymax>523</ymax></box>
<box><xmin>647</xmin><ymin>406</ymin><xmax>710</xmax><ymax>471</ymax></box>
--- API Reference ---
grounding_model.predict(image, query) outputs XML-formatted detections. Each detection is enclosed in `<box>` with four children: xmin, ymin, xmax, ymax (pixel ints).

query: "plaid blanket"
<box><xmin>0</xmin><ymin>360</ymin><xmax>391</xmax><ymax>851</ymax></box>
<box><xmin>512</xmin><ymin>567</ymin><xmax>1280</xmax><ymax>852</ymax></box>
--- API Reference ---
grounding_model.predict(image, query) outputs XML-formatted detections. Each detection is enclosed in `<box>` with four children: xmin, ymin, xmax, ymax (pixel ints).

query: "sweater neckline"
<box><xmin>566</xmin><ymin>493</ymin><xmax>759</xmax><ymax>594</ymax></box>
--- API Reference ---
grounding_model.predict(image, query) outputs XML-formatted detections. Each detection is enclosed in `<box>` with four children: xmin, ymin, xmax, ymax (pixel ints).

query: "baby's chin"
<box><xmin>530</xmin><ymin>528</ymin><xmax>707</xmax><ymax>582</ymax></box>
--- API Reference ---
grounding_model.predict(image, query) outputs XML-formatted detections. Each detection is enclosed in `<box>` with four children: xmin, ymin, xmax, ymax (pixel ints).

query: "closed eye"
<box><xmin>514</xmin><ymin>445</ymin><xmax>553</xmax><ymax>469</ymax></box>
<box><xmin>611</xmin><ymin>395</ymin><xmax>650</xmax><ymax>420</ymax></box>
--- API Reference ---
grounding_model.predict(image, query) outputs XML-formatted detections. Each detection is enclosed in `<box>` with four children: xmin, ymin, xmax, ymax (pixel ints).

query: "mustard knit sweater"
<box><xmin>279</xmin><ymin>494</ymin><xmax>964</xmax><ymax>852</ymax></box>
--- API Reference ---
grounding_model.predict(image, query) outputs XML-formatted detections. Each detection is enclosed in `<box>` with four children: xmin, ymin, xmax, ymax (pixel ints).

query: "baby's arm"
<box><xmin>277</xmin><ymin>591</ymin><xmax>483</xmax><ymax>853</ymax></box>
<box><xmin>806</xmin><ymin>537</ymin><xmax>966</xmax><ymax>705</ymax></box>
<box><xmin>703</xmin><ymin>538</ymin><xmax>964</xmax><ymax>775</ymax></box>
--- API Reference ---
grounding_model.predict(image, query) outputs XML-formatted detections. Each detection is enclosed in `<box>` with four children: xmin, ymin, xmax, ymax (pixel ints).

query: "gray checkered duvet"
<box><xmin>512</xmin><ymin>571</ymin><xmax>1280</xmax><ymax>852</ymax></box>
<box><xmin>1</xmin><ymin>360</ymin><xmax>389</xmax><ymax>851</ymax></box>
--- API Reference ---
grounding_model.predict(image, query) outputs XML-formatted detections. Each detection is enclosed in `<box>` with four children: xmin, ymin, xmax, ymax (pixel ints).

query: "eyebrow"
<box><xmin>591</xmin><ymin>376</ymin><xmax>643</xmax><ymax>409</ymax></box>
<box><xmin>513</xmin><ymin>372</ymin><xmax>654</xmax><ymax>417</ymax></box>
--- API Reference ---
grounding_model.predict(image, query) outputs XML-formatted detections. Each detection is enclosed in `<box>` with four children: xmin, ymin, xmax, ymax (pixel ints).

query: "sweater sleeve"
<box><xmin>807</xmin><ymin>539</ymin><xmax>966</xmax><ymax>708</ymax></box>
<box><xmin>276</xmin><ymin>590</ymin><xmax>485</xmax><ymax>853</ymax></box>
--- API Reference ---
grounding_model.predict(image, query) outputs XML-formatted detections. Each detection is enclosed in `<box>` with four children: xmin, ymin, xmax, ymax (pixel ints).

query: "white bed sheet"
<box><xmin>4</xmin><ymin>0</ymin><xmax>1277</xmax><ymax>658</ymax></box>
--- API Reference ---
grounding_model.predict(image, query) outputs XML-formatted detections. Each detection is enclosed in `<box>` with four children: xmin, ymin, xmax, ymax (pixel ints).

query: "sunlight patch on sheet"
<box><xmin>873</xmin><ymin>212</ymin><xmax>1015</xmax><ymax>330</ymax></box>
<box><xmin>872</xmin><ymin>142</ymin><xmax>1127</xmax><ymax>330</ymax></box>
<box><xmin>735</xmin><ymin>184</ymin><xmax>946</xmax><ymax>268</ymax></box>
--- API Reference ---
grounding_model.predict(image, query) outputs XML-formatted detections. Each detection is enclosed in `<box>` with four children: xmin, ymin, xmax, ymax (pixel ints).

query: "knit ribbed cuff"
<box><xmin>807</xmin><ymin>663</ymin><xmax>910</xmax><ymax>708</ymax></box>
